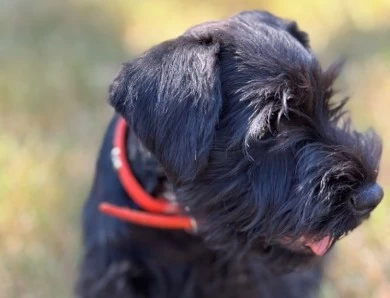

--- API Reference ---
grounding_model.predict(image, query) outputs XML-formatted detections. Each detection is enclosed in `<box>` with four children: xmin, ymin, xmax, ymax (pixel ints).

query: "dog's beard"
<box><xmin>177</xmin><ymin>121</ymin><xmax>382</xmax><ymax>274</ymax></box>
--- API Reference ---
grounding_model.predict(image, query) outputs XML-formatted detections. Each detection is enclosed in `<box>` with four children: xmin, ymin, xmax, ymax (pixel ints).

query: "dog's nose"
<box><xmin>351</xmin><ymin>183</ymin><xmax>384</xmax><ymax>212</ymax></box>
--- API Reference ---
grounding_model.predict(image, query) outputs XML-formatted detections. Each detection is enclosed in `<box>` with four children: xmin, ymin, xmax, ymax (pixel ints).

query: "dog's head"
<box><xmin>109</xmin><ymin>11</ymin><xmax>383</xmax><ymax>271</ymax></box>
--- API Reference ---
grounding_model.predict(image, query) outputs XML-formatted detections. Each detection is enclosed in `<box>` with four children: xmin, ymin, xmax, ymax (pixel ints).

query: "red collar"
<box><xmin>99</xmin><ymin>117</ymin><xmax>197</xmax><ymax>232</ymax></box>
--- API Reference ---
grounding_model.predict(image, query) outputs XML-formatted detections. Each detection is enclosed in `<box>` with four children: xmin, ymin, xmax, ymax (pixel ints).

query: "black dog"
<box><xmin>76</xmin><ymin>11</ymin><xmax>383</xmax><ymax>298</ymax></box>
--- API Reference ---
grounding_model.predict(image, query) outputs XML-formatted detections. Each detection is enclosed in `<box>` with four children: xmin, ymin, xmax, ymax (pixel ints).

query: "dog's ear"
<box><xmin>233</xmin><ymin>10</ymin><xmax>310</xmax><ymax>49</ymax></box>
<box><xmin>109</xmin><ymin>31</ymin><xmax>222</xmax><ymax>183</ymax></box>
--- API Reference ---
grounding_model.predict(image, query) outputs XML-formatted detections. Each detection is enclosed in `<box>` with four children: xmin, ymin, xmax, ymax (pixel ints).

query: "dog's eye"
<box><xmin>262</xmin><ymin>245</ymin><xmax>272</xmax><ymax>254</ymax></box>
<box><xmin>199</xmin><ymin>36</ymin><xmax>214</xmax><ymax>46</ymax></box>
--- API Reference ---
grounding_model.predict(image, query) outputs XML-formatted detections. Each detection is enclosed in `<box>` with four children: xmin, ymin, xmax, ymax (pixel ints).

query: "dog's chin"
<box><xmin>251</xmin><ymin>243</ymin><xmax>325</xmax><ymax>274</ymax></box>
<box><xmin>249</xmin><ymin>234</ymin><xmax>335</xmax><ymax>274</ymax></box>
<box><xmin>279</xmin><ymin>235</ymin><xmax>334</xmax><ymax>257</ymax></box>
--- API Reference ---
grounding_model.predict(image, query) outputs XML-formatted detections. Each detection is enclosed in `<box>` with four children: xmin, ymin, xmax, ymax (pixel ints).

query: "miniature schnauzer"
<box><xmin>76</xmin><ymin>10</ymin><xmax>383</xmax><ymax>298</ymax></box>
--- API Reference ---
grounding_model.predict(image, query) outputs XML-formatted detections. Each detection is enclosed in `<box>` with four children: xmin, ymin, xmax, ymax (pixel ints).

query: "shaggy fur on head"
<box><xmin>77</xmin><ymin>10</ymin><xmax>383</xmax><ymax>298</ymax></box>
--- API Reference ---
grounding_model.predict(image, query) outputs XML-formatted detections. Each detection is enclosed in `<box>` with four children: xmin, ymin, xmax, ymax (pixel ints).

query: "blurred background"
<box><xmin>0</xmin><ymin>0</ymin><xmax>389</xmax><ymax>297</ymax></box>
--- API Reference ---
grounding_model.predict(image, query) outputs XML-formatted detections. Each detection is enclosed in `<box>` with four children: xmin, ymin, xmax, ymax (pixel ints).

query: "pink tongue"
<box><xmin>306</xmin><ymin>235</ymin><xmax>332</xmax><ymax>256</ymax></box>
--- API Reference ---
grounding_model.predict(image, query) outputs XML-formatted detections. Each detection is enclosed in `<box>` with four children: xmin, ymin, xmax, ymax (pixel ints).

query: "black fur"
<box><xmin>76</xmin><ymin>11</ymin><xmax>383</xmax><ymax>298</ymax></box>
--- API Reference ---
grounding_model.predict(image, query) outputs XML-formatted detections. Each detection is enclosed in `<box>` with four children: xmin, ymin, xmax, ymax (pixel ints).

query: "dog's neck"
<box><xmin>126</xmin><ymin>126</ymin><xmax>176</xmax><ymax>201</ymax></box>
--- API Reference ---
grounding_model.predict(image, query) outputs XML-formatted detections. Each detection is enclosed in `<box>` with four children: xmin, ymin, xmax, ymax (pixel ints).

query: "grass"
<box><xmin>0</xmin><ymin>1</ymin><xmax>389</xmax><ymax>297</ymax></box>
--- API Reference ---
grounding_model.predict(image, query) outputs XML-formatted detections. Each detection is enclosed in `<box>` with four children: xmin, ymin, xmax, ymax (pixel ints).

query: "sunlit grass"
<box><xmin>0</xmin><ymin>131</ymin><xmax>79</xmax><ymax>297</ymax></box>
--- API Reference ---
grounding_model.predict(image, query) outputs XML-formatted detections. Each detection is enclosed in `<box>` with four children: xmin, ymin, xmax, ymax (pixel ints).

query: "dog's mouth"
<box><xmin>280</xmin><ymin>235</ymin><xmax>333</xmax><ymax>256</ymax></box>
<box><xmin>302</xmin><ymin>235</ymin><xmax>333</xmax><ymax>256</ymax></box>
